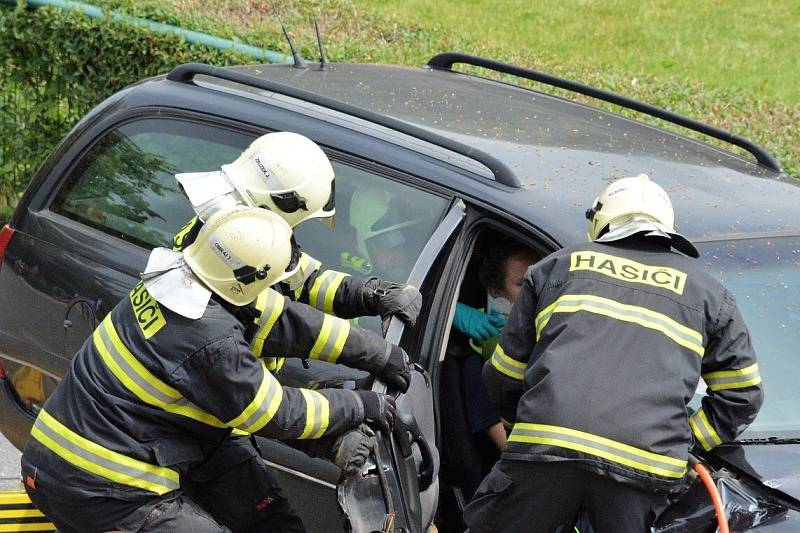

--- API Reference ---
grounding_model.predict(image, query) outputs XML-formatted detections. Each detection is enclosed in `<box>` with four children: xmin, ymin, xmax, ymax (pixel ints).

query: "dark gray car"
<box><xmin>1</xmin><ymin>53</ymin><xmax>799</xmax><ymax>532</ymax></box>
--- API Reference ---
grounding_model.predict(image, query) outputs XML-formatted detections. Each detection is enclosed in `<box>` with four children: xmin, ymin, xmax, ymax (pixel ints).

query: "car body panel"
<box><xmin>230</xmin><ymin>64</ymin><xmax>800</xmax><ymax>242</ymax></box>
<box><xmin>715</xmin><ymin>444</ymin><xmax>800</xmax><ymax>503</ymax></box>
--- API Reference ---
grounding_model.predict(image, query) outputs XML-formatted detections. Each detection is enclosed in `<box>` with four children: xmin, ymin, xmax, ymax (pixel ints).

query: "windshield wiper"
<box><xmin>733</xmin><ymin>437</ymin><xmax>800</xmax><ymax>445</ymax></box>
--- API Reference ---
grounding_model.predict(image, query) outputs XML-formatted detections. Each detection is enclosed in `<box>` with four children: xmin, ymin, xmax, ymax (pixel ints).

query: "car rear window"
<box><xmin>52</xmin><ymin>118</ymin><xmax>253</xmax><ymax>248</ymax></box>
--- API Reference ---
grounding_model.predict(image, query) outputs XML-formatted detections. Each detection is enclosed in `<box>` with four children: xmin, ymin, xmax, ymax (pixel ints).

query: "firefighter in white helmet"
<box><xmin>468</xmin><ymin>174</ymin><xmax>764</xmax><ymax>532</ymax></box>
<box><xmin>173</xmin><ymin>131</ymin><xmax>422</xmax><ymax>352</ymax></box>
<box><xmin>170</xmin><ymin>134</ymin><xmax>417</xmax><ymax>530</ymax></box>
<box><xmin>22</xmin><ymin>207</ymin><xmax>397</xmax><ymax>532</ymax></box>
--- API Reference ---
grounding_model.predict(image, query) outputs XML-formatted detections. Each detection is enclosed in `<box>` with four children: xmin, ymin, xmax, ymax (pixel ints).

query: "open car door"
<box><xmin>339</xmin><ymin>199</ymin><xmax>466</xmax><ymax>532</ymax></box>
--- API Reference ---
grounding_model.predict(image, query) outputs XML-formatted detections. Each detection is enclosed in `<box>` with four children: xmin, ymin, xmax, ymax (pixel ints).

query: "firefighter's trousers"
<box><xmin>23</xmin><ymin>436</ymin><xmax>304</xmax><ymax>533</ymax></box>
<box><xmin>463</xmin><ymin>459</ymin><xmax>670</xmax><ymax>533</ymax></box>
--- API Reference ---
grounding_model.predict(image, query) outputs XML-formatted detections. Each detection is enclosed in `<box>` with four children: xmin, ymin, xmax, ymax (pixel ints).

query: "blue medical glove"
<box><xmin>453</xmin><ymin>303</ymin><xmax>506</xmax><ymax>342</ymax></box>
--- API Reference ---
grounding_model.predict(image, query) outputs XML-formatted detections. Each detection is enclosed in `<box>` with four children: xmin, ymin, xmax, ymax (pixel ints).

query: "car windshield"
<box><xmin>692</xmin><ymin>236</ymin><xmax>800</xmax><ymax>438</ymax></box>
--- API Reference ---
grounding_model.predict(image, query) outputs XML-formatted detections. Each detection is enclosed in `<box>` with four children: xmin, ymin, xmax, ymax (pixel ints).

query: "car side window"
<box><xmin>294</xmin><ymin>161</ymin><xmax>449</xmax><ymax>284</ymax></box>
<box><xmin>52</xmin><ymin>119</ymin><xmax>254</xmax><ymax>248</ymax></box>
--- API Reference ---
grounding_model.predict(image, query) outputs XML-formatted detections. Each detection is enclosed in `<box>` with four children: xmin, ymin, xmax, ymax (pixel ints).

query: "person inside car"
<box><xmin>20</xmin><ymin>207</ymin><xmax>401</xmax><ymax>533</ymax></box>
<box><xmin>468</xmin><ymin>174</ymin><xmax>764</xmax><ymax>533</ymax></box>
<box><xmin>440</xmin><ymin>234</ymin><xmax>539</xmax><ymax>503</ymax></box>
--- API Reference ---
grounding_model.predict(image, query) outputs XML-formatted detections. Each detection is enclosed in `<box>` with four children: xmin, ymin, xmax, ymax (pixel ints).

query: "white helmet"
<box><xmin>221</xmin><ymin>132</ymin><xmax>335</xmax><ymax>228</ymax></box>
<box><xmin>183</xmin><ymin>207</ymin><xmax>294</xmax><ymax>306</ymax></box>
<box><xmin>585</xmin><ymin>174</ymin><xmax>698</xmax><ymax>257</ymax></box>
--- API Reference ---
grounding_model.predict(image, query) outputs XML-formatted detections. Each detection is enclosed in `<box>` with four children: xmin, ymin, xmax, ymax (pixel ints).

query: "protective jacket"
<box><xmin>24</xmin><ymin>282</ymin><xmax>367</xmax><ymax>502</ymax></box>
<box><xmin>484</xmin><ymin>239</ymin><xmax>764</xmax><ymax>491</ymax></box>
<box><xmin>174</xmin><ymin>216</ymin><xmax>398</xmax><ymax>373</ymax></box>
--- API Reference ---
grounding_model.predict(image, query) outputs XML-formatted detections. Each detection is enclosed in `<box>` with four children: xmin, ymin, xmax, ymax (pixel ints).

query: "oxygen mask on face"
<box><xmin>486</xmin><ymin>293</ymin><xmax>513</xmax><ymax>323</ymax></box>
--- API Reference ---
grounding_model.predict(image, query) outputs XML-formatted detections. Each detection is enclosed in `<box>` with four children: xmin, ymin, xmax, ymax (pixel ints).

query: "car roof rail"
<box><xmin>427</xmin><ymin>52</ymin><xmax>783</xmax><ymax>173</ymax></box>
<box><xmin>166</xmin><ymin>63</ymin><xmax>522</xmax><ymax>188</ymax></box>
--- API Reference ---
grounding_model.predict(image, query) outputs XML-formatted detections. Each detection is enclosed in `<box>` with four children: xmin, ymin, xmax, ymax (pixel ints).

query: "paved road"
<box><xmin>0</xmin><ymin>432</ymin><xmax>21</xmax><ymax>490</ymax></box>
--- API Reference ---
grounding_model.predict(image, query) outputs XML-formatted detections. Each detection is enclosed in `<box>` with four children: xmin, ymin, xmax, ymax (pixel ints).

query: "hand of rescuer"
<box><xmin>363</xmin><ymin>279</ymin><xmax>423</xmax><ymax>327</ymax></box>
<box><xmin>377</xmin><ymin>345</ymin><xmax>413</xmax><ymax>393</ymax></box>
<box><xmin>356</xmin><ymin>391</ymin><xmax>397</xmax><ymax>433</ymax></box>
<box><xmin>453</xmin><ymin>303</ymin><xmax>506</xmax><ymax>342</ymax></box>
<box><xmin>329</xmin><ymin>424</ymin><xmax>377</xmax><ymax>478</ymax></box>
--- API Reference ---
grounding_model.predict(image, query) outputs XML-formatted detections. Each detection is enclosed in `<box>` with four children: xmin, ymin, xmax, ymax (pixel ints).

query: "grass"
<box><xmin>363</xmin><ymin>0</ymin><xmax>800</xmax><ymax>103</ymax></box>
<box><xmin>95</xmin><ymin>0</ymin><xmax>800</xmax><ymax>177</ymax></box>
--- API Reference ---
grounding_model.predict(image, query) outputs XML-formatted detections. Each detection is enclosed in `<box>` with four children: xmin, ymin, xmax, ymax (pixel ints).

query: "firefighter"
<box><xmin>21</xmin><ymin>207</ymin><xmax>399</xmax><ymax>533</ymax></box>
<box><xmin>466</xmin><ymin>174</ymin><xmax>764</xmax><ymax>532</ymax></box>
<box><xmin>173</xmin><ymin>131</ymin><xmax>423</xmax><ymax>355</ymax></box>
<box><xmin>171</xmin><ymin>132</ymin><xmax>417</xmax><ymax>532</ymax></box>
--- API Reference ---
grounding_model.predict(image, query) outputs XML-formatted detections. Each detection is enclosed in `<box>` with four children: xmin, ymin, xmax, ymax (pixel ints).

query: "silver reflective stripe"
<box><xmin>536</xmin><ymin>294</ymin><xmax>704</xmax><ymax>356</ymax></box>
<box><xmin>237</xmin><ymin>375</ymin><xmax>282</xmax><ymax>431</ymax></box>
<box><xmin>97</xmin><ymin>324</ymin><xmax>175</xmax><ymax>405</ymax></box>
<box><xmin>510</xmin><ymin>426</ymin><xmax>685</xmax><ymax>476</ymax></box>
<box><xmin>308</xmin><ymin>392</ymin><xmax>323</xmax><ymax>437</ymax></box>
<box><xmin>314</xmin><ymin>316</ymin><xmax>349</xmax><ymax>363</ymax></box>
<box><xmin>310</xmin><ymin>271</ymin><xmax>338</xmax><ymax>310</ymax></box>
<box><xmin>703</xmin><ymin>364</ymin><xmax>761</xmax><ymax>391</ymax></box>
<box><xmin>490</xmin><ymin>348</ymin><xmax>525</xmax><ymax>381</ymax></box>
<box><xmin>256</xmin><ymin>290</ymin><xmax>280</xmax><ymax>332</ymax></box>
<box><xmin>689</xmin><ymin>409</ymin><xmax>722</xmax><ymax>451</ymax></box>
<box><xmin>33</xmin><ymin>416</ymin><xmax>178</xmax><ymax>492</ymax></box>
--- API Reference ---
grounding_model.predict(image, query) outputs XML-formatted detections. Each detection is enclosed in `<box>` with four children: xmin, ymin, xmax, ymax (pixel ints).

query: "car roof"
<box><xmin>171</xmin><ymin>62</ymin><xmax>800</xmax><ymax>244</ymax></box>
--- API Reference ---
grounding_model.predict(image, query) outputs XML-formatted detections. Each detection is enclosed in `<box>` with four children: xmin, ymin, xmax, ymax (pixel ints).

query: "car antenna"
<box><xmin>268</xmin><ymin>1</ymin><xmax>306</xmax><ymax>69</ymax></box>
<box><xmin>314</xmin><ymin>18</ymin><xmax>327</xmax><ymax>69</ymax></box>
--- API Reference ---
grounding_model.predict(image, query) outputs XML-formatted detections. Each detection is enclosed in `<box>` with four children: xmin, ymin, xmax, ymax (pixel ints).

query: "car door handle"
<box><xmin>393</xmin><ymin>410</ymin><xmax>434</xmax><ymax>492</ymax></box>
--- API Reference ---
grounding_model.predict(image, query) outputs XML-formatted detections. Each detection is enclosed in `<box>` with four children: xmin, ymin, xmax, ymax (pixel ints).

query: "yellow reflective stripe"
<box><xmin>299</xmin><ymin>389</ymin><xmax>317</xmax><ymax>439</ymax></box>
<box><xmin>703</xmin><ymin>363</ymin><xmax>761</xmax><ymax>391</ymax></box>
<box><xmin>315</xmin><ymin>393</ymin><xmax>330</xmax><ymax>438</ymax></box>
<box><xmin>490</xmin><ymin>344</ymin><xmax>525</xmax><ymax>381</ymax></box>
<box><xmin>309</xmin><ymin>271</ymin><xmax>348</xmax><ymax>314</ymax></box>
<box><xmin>535</xmin><ymin>294</ymin><xmax>704</xmax><ymax>356</ymax></box>
<box><xmin>689</xmin><ymin>407</ymin><xmax>723</xmax><ymax>451</ymax></box>
<box><xmin>688</xmin><ymin>415</ymin><xmax>711</xmax><ymax>451</ymax></box>
<box><xmin>252</xmin><ymin>289</ymin><xmax>285</xmax><ymax>357</ymax></box>
<box><xmin>510</xmin><ymin>422</ymin><xmax>686</xmax><ymax>478</ymax></box>
<box><xmin>322</xmin><ymin>272</ymin><xmax>347</xmax><ymax>314</ymax></box>
<box><xmin>95</xmin><ymin>316</ymin><xmax>227</xmax><ymax>428</ymax></box>
<box><xmin>99</xmin><ymin>316</ymin><xmax>179</xmax><ymax>400</ymax></box>
<box><xmin>501</xmin><ymin>417</ymin><xmax>514</xmax><ymax>430</ymax></box>
<box><xmin>32</xmin><ymin>410</ymin><xmax>178</xmax><ymax>495</ymax></box>
<box><xmin>297</xmin><ymin>389</ymin><xmax>330</xmax><ymax>439</ymax></box>
<box><xmin>698</xmin><ymin>409</ymin><xmax>723</xmax><ymax>447</ymax></box>
<box><xmin>231</xmin><ymin>364</ymin><xmax>285</xmax><ymax>434</ymax></box>
<box><xmin>310</xmin><ymin>315</ymin><xmax>350</xmax><ymax>363</ymax></box>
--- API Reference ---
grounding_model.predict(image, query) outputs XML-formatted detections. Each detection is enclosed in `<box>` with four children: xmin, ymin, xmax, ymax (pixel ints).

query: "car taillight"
<box><xmin>0</xmin><ymin>358</ymin><xmax>5</xmax><ymax>380</ymax></box>
<box><xmin>0</xmin><ymin>225</ymin><xmax>15</xmax><ymax>273</ymax></box>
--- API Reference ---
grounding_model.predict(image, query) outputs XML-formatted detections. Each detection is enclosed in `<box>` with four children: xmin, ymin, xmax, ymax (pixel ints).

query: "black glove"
<box><xmin>356</xmin><ymin>391</ymin><xmax>397</xmax><ymax>433</ymax></box>
<box><xmin>379</xmin><ymin>345</ymin><xmax>413</xmax><ymax>393</ymax></box>
<box><xmin>362</xmin><ymin>278</ymin><xmax>422</xmax><ymax>327</ymax></box>
<box><xmin>331</xmin><ymin>424</ymin><xmax>377</xmax><ymax>477</ymax></box>
<box><xmin>292</xmin><ymin>424</ymin><xmax>377</xmax><ymax>478</ymax></box>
